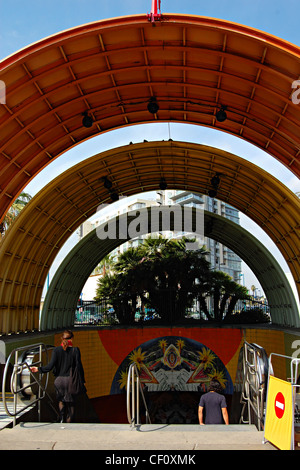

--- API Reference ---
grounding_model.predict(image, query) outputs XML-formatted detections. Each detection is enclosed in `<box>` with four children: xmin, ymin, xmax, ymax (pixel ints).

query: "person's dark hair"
<box><xmin>61</xmin><ymin>330</ymin><xmax>74</xmax><ymax>351</ymax></box>
<box><xmin>208</xmin><ymin>379</ymin><xmax>223</xmax><ymax>393</ymax></box>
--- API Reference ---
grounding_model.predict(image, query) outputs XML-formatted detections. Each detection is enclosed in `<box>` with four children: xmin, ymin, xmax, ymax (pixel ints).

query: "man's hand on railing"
<box><xmin>30</xmin><ymin>366</ymin><xmax>38</xmax><ymax>373</ymax></box>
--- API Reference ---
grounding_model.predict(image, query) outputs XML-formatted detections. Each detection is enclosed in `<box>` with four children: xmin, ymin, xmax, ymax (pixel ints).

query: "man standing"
<box><xmin>198</xmin><ymin>379</ymin><xmax>229</xmax><ymax>425</ymax></box>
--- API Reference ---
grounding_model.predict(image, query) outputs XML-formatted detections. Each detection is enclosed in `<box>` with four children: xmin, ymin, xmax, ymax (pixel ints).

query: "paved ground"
<box><xmin>0</xmin><ymin>423</ymin><xmax>276</xmax><ymax>451</ymax></box>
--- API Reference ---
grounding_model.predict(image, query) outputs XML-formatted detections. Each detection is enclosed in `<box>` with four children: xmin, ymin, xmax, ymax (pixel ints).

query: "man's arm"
<box><xmin>198</xmin><ymin>406</ymin><xmax>205</xmax><ymax>425</ymax></box>
<box><xmin>222</xmin><ymin>407</ymin><xmax>229</xmax><ymax>425</ymax></box>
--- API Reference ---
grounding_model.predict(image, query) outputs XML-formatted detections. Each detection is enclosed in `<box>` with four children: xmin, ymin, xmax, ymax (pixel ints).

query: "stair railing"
<box><xmin>2</xmin><ymin>343</ymin><xmax>58</xmax><ymax>426</ymax></box>
<box><xmin>239</xmin><ymin>341</ymin><xmax>268</xmax><ymax>430</ymax></box>
<box><xmin>126</xmin><ymin>363</ymin><xmax>151</xmax><ymax>427</ymax></box>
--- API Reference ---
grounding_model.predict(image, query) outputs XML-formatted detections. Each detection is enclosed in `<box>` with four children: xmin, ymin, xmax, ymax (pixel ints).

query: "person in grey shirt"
<box><xmin>198</xmin><ymin>379</ymin><xmax>229</xmax><ymax>425</ymax></box>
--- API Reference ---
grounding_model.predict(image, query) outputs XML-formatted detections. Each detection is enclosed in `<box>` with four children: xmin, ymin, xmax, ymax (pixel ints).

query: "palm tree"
<box><xmin>94</xmin><ymin>271</ymin><xmax>134</xmax><ymax>324</ymax></box>
<box><xmin>94</xmin><ymin>236</ymin><xmax>210</xmax><ymax>324</ymax></box>
<box><xmin>94</xmin><ymin>235</ymin><xmax>250</xmax><ymax>325</ymax></box>
<box><xmin>95</xmin><ymin>272</ymin><xmax>119</xmax><ymax>300</ymax></box>
<box><xmin>95</xmin><ymin>246</ymin><xmax>150</xmax><ymax>324</ymax></box>
<box><xmin>94</xmin><ymin>254</ymin><xmax>114</xmax><ymax>276</ymax></box>
<box><xmin>251</xmin><ymin>285</ymin><xmax>256</xmax><ymax>298</ymax></box>
<box><xmin>0</xmin><ymin>192</ymin><xmax>32</xmax><ymax>236</ymax></box>
<box><xmin>124</xmin><ymin>236</ymin><xmax>209</xmax><ymax>322</ymax></box>
<box><xmin>222</xmin><ymin>277</ymin><xmax>250</xmax><ymax>321</ymax></box>
<box><xmin>195</xmin><ymin>271</ymin><xmax>250</xmax><ymax>322</ymax></box>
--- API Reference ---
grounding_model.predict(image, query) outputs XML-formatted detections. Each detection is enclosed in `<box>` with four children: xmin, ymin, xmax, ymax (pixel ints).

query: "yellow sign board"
<box><xmin>264</xmin><ymin>376</ymin><xmax>293</xmax><ymax>450</ymax></box>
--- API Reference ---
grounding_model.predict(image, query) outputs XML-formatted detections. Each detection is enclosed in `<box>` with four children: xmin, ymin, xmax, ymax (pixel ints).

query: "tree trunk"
<box><xmin>223</xmin><ymin>296</ymin><xmax>239</xmax><ymax>321</ymax></box>
<box><xmin>198</xmin><ymin>296</ymin><xmax>213</xmax><ymax>321</ymax></box>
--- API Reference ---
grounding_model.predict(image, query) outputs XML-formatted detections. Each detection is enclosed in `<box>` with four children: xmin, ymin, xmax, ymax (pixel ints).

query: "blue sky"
<box><xmin>1</xmin><ymin>0</ymin><xmax>300</xmax><ymax>59</ymax></box>
<box><xmin>1</xmin><ymin>0</ymin><xmax>299</xmax><ymax>294</ymax></box>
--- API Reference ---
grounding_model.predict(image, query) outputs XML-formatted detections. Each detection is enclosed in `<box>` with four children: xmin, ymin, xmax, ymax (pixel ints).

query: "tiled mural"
<box><xmin>110</xmin><ymin>336</ymin><xmax>233</xmax><ymax>395</ymax></box>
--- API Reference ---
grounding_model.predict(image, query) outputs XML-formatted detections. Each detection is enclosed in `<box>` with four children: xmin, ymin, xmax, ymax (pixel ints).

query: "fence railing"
<box><xmin>75</xmin><ymin>299</ymin><xmax>119</xmax><ymax>325</ymax></box>
<box><xmin>75</xmin><ymin>297</ymin><xmax>270</xmax><ymax>326</ymax></box>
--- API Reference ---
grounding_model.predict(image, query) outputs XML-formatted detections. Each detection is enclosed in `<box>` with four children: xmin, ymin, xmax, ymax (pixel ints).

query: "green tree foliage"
<box><xmin>0</xmin><ymin>192</ymin><xmax>32</xmax><ymax>236</ymax></box>
<box><xmin>95</xmin><ymin>236</ymin><xmax>254</xmax><ymax>325</ymax></box>
<box><xmin>226</xmin><ymin>308</ymin><xmax>270</xmax><ymax>324</ymax></box>
<box><xmin>195</xmin><ymin>270</ymin><xmax>250</xmax><ymax>322</ymax></box>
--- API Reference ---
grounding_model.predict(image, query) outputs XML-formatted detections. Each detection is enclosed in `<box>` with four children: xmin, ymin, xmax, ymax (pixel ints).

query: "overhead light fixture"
<box><xmin>102</xmin><ymin>176</ymin><xmax>113</xmax><ymax>190</ymax></box>
<box><xmin>208</xmin><ymin>189</ymin><xmax>217</xmax><ymax>198</ymax></box>
<box><xmin>159</xmin><ymin>177</ymin><xmax>167</xmax><ymax>190</ymax></box>
<box><xmin>110</xmin><ymin>192</ymin><xmax>119</xmax><ymax>202</ymax></box>
<box><xmin>147</xmin><ymin>97</ymin><xmax>159</xmax><ymax>114</ymax></box>
<box><xmin>216</xmin><ymin>105</ymin><xmax>227</xmax><ymax>123</ymax></box>
<box><xmin>210</xmin><ymin>174</ymin><xmax>220</xmax><ymax>188</ymax></box>
<box><xmin>208</xmin><ymin>173</ymin><xmax>221</xmax><ymax>198</ymax></box>
<box><xmin>82</xmin><ymin>111</ymin><xmax>93</xmax><ymax>128</ymax></box>
<box><xmin>101</xmin><ymin>176</ymin><xmax>119</xmax><ymax>202</ymax></box>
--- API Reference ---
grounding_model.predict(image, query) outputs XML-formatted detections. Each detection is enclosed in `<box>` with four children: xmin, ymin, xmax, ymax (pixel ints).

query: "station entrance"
<box><xmin>0</xmin><ymin>327</ymin><xmax>298</xmax><ymax>430</ymax></box>
<box><xmin>0</xmin><ymin>3</ymin><xmax>300</xmax><ymax>450</ymax></box>
<box><xmin>0</xmin><ymin>332</ymin><xmax>269</xmax><ymax>428</ymax></box>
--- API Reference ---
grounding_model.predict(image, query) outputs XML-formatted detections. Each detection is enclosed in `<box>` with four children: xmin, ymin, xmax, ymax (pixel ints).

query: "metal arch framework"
<box><xmin>1</xmin><ymin>14</ymin><xmax>300</xmax><ymax>222</ymax></box>
<box><xmin>0</xmin><ymin>140</ymin><xmax>299</xmax><ymax>334</ymax></box>
<box><xmin>40</xmin><ymin>208</ymin><xmax>299</xmax><ymax>331</ymax></box>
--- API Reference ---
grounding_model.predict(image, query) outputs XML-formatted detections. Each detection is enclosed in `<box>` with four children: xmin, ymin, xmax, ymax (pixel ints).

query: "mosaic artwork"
<box><xmin>109</xmin><ymin>336</ymin><xmax>233</xmax><ymax>423</ymax></box>
<box><xmin>111</xmin><ymin>336</ymin><xmax>233</xmax><ymax>395</ymax></box>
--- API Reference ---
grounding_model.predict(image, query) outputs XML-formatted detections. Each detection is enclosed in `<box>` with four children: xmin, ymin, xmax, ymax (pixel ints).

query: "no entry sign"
<box><xmin>264</xmin><ymin>376</ymin><xmax>293</xmax><ymax>450</ymax></box>
<box><xmin>275</xmin><ymin>392</ymin><xmax>285</xmax><ymax>419</ymax></box>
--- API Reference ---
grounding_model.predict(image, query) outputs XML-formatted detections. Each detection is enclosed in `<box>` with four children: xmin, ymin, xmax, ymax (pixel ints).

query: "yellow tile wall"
<box><xmin>67</xmin><ymin>327</ymin><xmax>291</xmax><ymax>398</ymax></box>
<box><xmin>4</xmin><ymin>326</ymin><xmax>299</xmax><ymax>400</ymax></box>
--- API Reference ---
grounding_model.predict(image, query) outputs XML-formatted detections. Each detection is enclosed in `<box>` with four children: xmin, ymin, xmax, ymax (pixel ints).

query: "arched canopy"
<box><xmin>40</xmin><ymin>208</ymin><xmax>299</xmax><ymax>331</ymax></box>
<box><xmin>0</xmin><ymin>141</ymin><xmax>299</xmax><ymax>334</ymax></box>
<box><xmin>1</xmin><ymin>14</ymin><xmax>300</xmax><ymax>221</ymax></box>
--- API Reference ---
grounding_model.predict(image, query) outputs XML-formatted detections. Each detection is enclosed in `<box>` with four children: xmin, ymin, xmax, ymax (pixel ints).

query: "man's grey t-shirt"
<box><xmin>199</xmin><ymin>391</ymin><xmax>227</xmax><ymax>424</ymax></box>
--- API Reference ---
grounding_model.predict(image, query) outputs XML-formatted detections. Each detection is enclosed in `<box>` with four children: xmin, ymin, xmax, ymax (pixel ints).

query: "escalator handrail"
<box><xmin>240</xmin><ymin>341</ymin><xmax>269</xmax><ymax>430</ymax></box>
<box><xmin>2</xmin><ymin>343</ymin><xmax>54</xmax><ymax>420</ymax></box>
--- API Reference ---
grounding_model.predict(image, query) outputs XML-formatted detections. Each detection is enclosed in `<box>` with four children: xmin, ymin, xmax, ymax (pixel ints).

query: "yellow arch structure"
<box><xmin>0</xmin><ymin>141</ymin><xmax>299</xmax><ymax>334</ymax></box>
<box><xmin>1</xmin><ymin>14</ymin><xmax>300</xmax><ymax>222</ymax></box>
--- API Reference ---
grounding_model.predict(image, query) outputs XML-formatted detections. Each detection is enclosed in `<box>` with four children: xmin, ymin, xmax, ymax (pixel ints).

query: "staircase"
<box><xmin>0</xmin><ymin>392</ymin><xmax>35</xmax><ymax>429</ymax></box>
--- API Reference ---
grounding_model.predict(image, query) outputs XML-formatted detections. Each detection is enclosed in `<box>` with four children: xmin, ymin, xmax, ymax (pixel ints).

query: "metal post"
<box><xmin>151</xmin><ymin>0</ymin><xmax>158</xmax><ymax>16</ymax></box>
<box><xmin>147</xmin><ymin>0</ymin><xmax>162</xmax><ymax>23</ymax></box>
<box><xmin>38</xmin><ymin>344</ymin><xmax>43</xmax><ymax>422</ymax></box>
<box><xmin>136</xmin><ymin>373</ymin><xmax>140</xmax><ymax>425</ymax></box>
<box><xmin>131</xmin><ymin>367</ymin><xmax>135</xmax><ymax>426</ymax></box>
<box><xmin>13</xmin><ymin>350</ymin><xmax>18</xmax><ymax>427</ymax></box>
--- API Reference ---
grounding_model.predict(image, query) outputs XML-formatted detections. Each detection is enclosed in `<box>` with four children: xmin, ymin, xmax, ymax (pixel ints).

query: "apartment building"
<box><xmin>78</xmin><ymin>190</ymin><xmax>242</xmax><ymax>298</ymax></box>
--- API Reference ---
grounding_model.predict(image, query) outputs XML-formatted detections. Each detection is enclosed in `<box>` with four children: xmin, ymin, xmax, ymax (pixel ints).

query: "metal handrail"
<box><xmin>126</xmin><ymin>363</ymin><xmax>151</xmax><ymax>427</ymax></box>
<box><xmin>2</xmin><ymin>343</ymin><xmax>58</xmax><ymax>426</ymax></box>
<box><xmin>239</xmin><ymin>342</ymin><xmax>268</xmax><ymax>430</ymax></box>
<box><xmin>268</xmin><ymin>352</ymin><xmax>300</xmax><ymax>385</ymax></box>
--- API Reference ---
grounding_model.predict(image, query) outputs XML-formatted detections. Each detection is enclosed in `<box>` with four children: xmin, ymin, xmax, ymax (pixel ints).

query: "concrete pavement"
<box><xmin>0</xmin><ymin>423</ymin><xmax>276</xmax><ymax>451</ymax></box>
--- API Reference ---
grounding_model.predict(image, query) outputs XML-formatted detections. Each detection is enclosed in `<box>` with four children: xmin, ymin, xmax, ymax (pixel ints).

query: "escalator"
<box><xmin>1</xmin><ymin>343</ymin><xmax>59</xmax><ymax>427</ymax></box>
<box><xmin>1</xmin><ymin>344</ymin><xmax>99</xmax><ymax>426</ymax></box>
<box><xmin>126</xmin><ymin>343</ymin><xmax>270</xmax><ymax>429</ymax></box>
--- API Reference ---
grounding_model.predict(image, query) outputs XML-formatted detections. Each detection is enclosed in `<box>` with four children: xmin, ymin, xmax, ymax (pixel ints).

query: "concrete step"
<box><xmin>0</xmin><ymin>422</ymin><xmax>276</xmax><ymax>450</ymax></box>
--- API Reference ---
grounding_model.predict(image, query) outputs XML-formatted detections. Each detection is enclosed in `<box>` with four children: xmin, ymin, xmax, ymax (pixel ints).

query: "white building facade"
<box><xmin>78</xmin><ymin>190</ymin><xmax>242</xmax><ymax>299</ymax></box>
